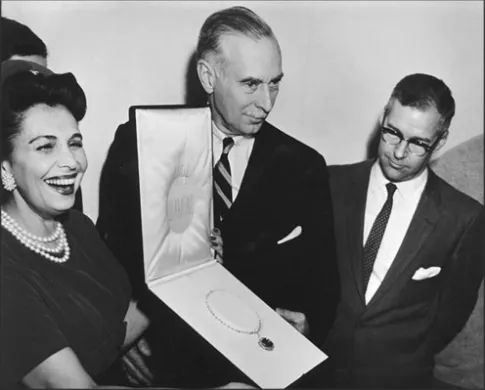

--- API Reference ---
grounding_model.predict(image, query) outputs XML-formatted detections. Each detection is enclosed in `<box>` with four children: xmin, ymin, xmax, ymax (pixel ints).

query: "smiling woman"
<box><xmin>2</xmin><ymin>78</ymin><xmax>87</xmax><ymax>216</ymax></box>
<box><xmin>0</xmin><ymin>60</ymin><xmax>144</xmax><ymax>389</ymax></box>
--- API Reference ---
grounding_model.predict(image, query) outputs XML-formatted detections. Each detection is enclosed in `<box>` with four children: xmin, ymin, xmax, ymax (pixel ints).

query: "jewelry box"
<box><xmin>133</xmin><ymin>105</ymin><xmax>327</xmax><ymax>388</ymax></box>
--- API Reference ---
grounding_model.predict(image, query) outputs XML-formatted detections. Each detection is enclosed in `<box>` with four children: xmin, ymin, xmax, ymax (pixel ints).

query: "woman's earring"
<box><xmin>1</xmin><ymin>171</ymin><xmax>17</xmax><ymax>191</ymax></box>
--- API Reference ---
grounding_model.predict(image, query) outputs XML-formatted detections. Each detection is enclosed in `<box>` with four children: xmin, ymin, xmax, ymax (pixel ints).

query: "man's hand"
<box><xmin>275</xmin><ymin>308</ymin><xmax>310</xmax><ymax>336</ymax></box>
<box><xmin>210</xmin><ymin>228</ymin><xmax>223</xmax><ymax>263</ymax></box>
<box><xmin>121</xmin><ymin>337</ymin><xmax>154</xmax><ymax>386</ymax></box>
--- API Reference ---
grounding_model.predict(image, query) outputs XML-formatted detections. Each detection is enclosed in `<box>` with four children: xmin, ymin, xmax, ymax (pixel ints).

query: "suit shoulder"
<box><xmin>328</xmin><ymin>160</ymin><xmax>368</xmax><ymax>172</ymax></box>
<box><xmin>103</xmin><ymin>120</ymin><xmax>137</xmax><ymax>173</ymax></box>
<box><xmin>434</xmin><ymin>172</ymin><xmax>483</xmax><ymax>215</ymax></box>
<box><xmin>113</xmin><ymin>120</ymin><xmax>135</xmax><ymax>142</ymax></box>
<box><xmin>328</xmin><ymin>160</ymin><xmax>372</xmax><ymax>181</ymax></box>
<box><xmin>263</xmin><ymin>122</ymin><xmax>325</xmax><ymax>164</ymax></box>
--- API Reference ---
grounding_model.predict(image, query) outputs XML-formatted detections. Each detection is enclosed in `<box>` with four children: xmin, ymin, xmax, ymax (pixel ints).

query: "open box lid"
<box><xmin>133</xmin><ymin>105</ymin><xmax>214</xmax><ymax>284</ymax></box>
<box><xmin>132</xmin><ymin>105</ymin><xmax>327</xmax><ymax>388</ymax></box>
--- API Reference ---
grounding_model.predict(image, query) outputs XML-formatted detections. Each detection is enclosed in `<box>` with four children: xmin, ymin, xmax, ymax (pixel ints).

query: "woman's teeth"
<box><xmin>45</xmin><ymin>178</ymin><xmax>76</xmax><ymax>186</ymax></box>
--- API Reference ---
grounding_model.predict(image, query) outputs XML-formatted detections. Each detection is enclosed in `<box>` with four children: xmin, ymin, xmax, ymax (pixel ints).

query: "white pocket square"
<box><xmin>277</xmin><ymin>226</ymin><xmax>302</xmax><ymax>245</ymax></box>
<box><xmin>412</xmin><ymin>266</ymin><xmax>441</xmax><ymax>281</ymax></box>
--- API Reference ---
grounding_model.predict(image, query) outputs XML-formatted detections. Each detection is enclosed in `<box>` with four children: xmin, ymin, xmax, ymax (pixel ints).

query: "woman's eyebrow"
<box><xmin>28</xmin><ymin>135</ymin><xmax>56</xmax><ymax>144</ymax></box>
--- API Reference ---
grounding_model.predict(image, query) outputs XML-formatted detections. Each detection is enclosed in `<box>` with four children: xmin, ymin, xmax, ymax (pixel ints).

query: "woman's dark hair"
<box><xmin>1</xmin><ymin>68</ymin><xmax>87</xmax><ymax>161</ymax></box>
<box><xmin>1</xmin><ymin>17</ymin><xmax>48</xmax><ymax>61</ymax></box>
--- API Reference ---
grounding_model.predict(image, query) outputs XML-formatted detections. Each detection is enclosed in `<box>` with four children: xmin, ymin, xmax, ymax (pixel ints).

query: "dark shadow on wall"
<box><xmin>184</xmin><ymin>50</ymin><xmax>207</xmax><ymax>107</ymax></box>
<box><xmin>366</xmin><ymin>116</ymin><xmax>382</xmax><ymax>160</ymax></box>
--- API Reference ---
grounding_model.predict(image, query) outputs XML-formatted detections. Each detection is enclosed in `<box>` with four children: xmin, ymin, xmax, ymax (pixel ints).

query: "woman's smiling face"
<box><xmin>2</xmin><ymin>103</ymin><xmax>87</xmax><ymax>217</ymax></box>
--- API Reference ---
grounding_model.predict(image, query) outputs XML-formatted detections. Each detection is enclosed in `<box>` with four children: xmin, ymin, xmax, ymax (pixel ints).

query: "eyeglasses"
<box><xmin>380</xmin><ymin>125</ymin><xmax>442</xmax><ymax>157</ymax></box>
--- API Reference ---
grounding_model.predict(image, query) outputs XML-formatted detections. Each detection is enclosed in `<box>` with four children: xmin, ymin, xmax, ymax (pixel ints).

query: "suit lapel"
<box><xmin>366</xmin><ymin>170</ymin><xmax>442</xmax><ymax>309</ymax></box>
<box><xmin>226</xmin><ymin>122</ymin><xmax>275</xmax><ymax>217</ymax></box>
<box><xmin>346</xmin><ymin>161</ymin><xmax>374</xmax><ymax>302</ymax></box>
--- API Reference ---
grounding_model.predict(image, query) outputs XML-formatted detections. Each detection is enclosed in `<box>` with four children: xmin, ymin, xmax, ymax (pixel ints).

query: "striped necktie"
<box><xmin>362</xmin><ymin>182</ymin><xmax>397</xmax><ymax>292</ymax></box>
<box><xmin>213</xmin><ymin>137</ymin><xmax>235</xmax><ymax>227</ymax></box>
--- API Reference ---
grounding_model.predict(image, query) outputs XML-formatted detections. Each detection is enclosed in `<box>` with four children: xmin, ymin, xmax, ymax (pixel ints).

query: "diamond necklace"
<box><xmin>205</xmin><ymin>289</ymin><xmax>275</xmax><ymax>351</ymax></box>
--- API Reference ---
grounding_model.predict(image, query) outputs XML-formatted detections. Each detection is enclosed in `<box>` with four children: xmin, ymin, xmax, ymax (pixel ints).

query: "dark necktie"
<box><xmin>362</xmin><ymin>182</ymin><xmax>397</xmax><ymax>291</ymax></box>
<box><xmin>213</xmin><ymin>137</ymin><xmax>235</xmax><ymax>228</ymax></box>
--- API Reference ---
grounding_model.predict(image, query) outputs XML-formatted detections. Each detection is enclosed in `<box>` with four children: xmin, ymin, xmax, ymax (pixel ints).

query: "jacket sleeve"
<box><xmin>428</xmin><ymin>208</ymin><xmax>484</xmax><ymax>354</ymax></box>
<box><xmin>299</xmin><ymin>154</ymin><xmax>340</xmax><ymax>347</ymax></box>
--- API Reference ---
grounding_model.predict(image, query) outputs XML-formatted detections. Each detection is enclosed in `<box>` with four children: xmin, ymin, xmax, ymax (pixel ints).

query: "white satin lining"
<box><xmin>136</xmin><ymin>107</ymin><xmax>213</xmax><ymax>282</ymax></box>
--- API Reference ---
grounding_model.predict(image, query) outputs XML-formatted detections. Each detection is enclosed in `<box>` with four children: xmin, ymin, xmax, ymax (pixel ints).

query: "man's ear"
<box><xmin>378</xmin><ymin>105</ymin><xmax>389</xmax><ymax>125</ymax></box>
<box><xmin>197</xmin><ymin>59</ymin><xmax>216</xmax><ymax>94</ymax></box>
<box><xmin>377</xmin><ymin>111</ymin><xmax>384</xmax><ymax>125</ymax></box>
<box><xmin>433</xmin><ymin>130</ymin><xmax>448</xmax><ymax>153</ymax></box>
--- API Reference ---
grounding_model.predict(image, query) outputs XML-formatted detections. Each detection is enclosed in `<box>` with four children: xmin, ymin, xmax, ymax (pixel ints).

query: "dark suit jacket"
<box><xmin>97</xmin><ymin>120</ymin><xmax>144</xmax><ymax>297</ymax></box>
<box><xmin>220</xmin><ymin>121</ymin><xmax>339</xmax><ymax>347</ymax></box>
<box><xmin>325</xmin><ymin>160</ymin><xmax>484</xmax><ymax>388</ymax></box>
<box><xmin>96</xmin><ymin>116</ymin><xmax>339</xmax><ymax>385</ymax></box>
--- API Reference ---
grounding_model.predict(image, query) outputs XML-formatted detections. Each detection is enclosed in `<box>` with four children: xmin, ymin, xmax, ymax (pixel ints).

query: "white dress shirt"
<box><xmin>363</xmin><ymin>161</ymin><xmax>428</xmax><ymax>304</ymax></box>
<box><xmin>212</xmin><ymin>123</ymin><xmax>255</xmax><ymax>202</ymax></box>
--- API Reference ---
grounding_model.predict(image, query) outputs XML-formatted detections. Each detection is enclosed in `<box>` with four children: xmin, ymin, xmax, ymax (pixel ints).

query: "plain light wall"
<box><xmin>3</xmin><ymin>1</ymin><xmax>483</xmax><ymax>222</ymax></box>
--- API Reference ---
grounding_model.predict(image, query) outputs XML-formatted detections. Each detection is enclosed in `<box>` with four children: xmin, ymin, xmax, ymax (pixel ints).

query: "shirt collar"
<box><xmin>370</xmin><ymin>160</ymin><xmax>428</xmax><ymax>201</ymax></box>
<box><xmin>212</xmin><ymin>122</ymin><xmax>251</xmax><ymax>146</ymax></box>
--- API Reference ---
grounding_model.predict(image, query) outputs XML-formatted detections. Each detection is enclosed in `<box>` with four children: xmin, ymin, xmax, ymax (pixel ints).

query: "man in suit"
<box><xmin>97</xmin><ymin>6</ymin><xmax>339</xmax><ymax>387</ymax></box>
<box><xmin>325</xmin><ymin>73</ymin><xmax>484</xmax><ymax>388</ymax></box>
<box><xmin>196</xmin><ymin>5</ymin><xmax>339</xmax><ymax>348</ymax></box>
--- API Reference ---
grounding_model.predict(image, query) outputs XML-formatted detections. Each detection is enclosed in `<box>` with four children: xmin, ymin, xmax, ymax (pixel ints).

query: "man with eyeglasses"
<box><xmin>323</xmin><ymin>73</ymin><xmax>484</xmax><ymax>388</ymax></box>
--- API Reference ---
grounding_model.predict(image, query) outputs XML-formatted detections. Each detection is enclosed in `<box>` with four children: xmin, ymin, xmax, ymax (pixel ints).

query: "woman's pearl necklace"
<box><xmin>1</xmin><ymin>209</ymin><xmax>70</xmax><ymax>263</ymax></box>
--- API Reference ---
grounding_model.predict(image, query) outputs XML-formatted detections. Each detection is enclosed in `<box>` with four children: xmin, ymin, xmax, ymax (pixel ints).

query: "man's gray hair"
<box><xmin>196</xmin><ymin>6</ymin><xmax>275</xmax><ymax>63</ymax></box>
